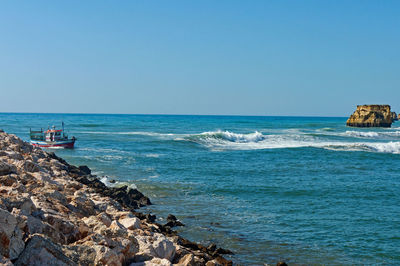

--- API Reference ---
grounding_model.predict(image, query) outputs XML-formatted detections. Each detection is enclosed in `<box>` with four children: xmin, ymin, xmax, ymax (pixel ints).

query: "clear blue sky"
<box><xmin>1</xmin><ymin>1</ymin><xmax>399</xmax><ymax>116</ymax></box>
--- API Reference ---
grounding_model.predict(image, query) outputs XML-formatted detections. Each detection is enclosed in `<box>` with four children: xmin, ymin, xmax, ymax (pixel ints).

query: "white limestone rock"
<box><xmin>119</xmin><ymin>217</ymin><xmax>141</xmax><ymax>230</ymax></box>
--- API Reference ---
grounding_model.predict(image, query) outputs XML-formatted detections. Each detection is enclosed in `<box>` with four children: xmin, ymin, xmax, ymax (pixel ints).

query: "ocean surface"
<box><xmin>1</xmin><ymin>113</ymin><xmax>400</xmax><ymax>265</ymax></box>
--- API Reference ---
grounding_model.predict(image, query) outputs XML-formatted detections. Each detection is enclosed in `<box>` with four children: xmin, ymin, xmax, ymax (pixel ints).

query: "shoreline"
<box><xmin>0</xmin><ymin>130</ymin><xmax>234</xmax><ymax>265</ymax></box>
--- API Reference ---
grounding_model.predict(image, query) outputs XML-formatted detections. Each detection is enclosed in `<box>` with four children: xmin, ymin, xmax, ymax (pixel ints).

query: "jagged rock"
<box><xmin>176</xmin><ymin>253</ymin><xmax>196</xmax><ymax>266</ymax></box>
<box><xmin>0</xmin><ymin>208</ymin><xmax>25</xmax><ymax>260</ymax></box>
<box><xmin>119</xmin><ymin>217</ymin><xmax>141</xmax><ymax>230</ymax></box>
<box><xmin>130</xmin><ymin>258</ymin><xmax>172</xmax><ymax>266</ymax></box>
<box><xmin>0</xmin><ymin>255</ymin><xmax>13</xmax><ymax>266</ymax></box>
<box><xmin>165</xmin><ymin>214</ymin><xmax>185</xmax><ymax>228</ymax></box>
<box><xmin>44</xmin><ymin>189</ymin><xmax>68</xmax><ymax>205</ymax></box>
<box><xmin>136</xmin><ymin>234</ymin><xmax>176</xmax><ymax>261</ymax></box>
<box><xmin>78</xmin><ymin>165</ymin><xmax>91</xmax><ymax>175</ymax></box>
<box><xmin>62</xmin><ymin>244</ymin><xmax>97</xmax><ymax>265</ymax></box>
<box><xmin>14</xmin><ymin>234</ymin><xmax>74</xmax><ymax>266</ymax></box>
<box><xmin>347</xmin><ymin>105</ymin><xmax>393</xmax><ymax>127</ymax></box>
<box><xmin>97</xmin><ymin>212</ymin><xmax>112</xmax><ymax>227</ymax></box>
<box><xmin>82</xmin><ymin>215</ymin><xmax>108</xmax><ymax>233</ymax></box>
<box><xmin>15</xmin><ymin>160</ymin><xmax>40</xmax><ymax>173</ymax></box>
<box><xmin>7</xmin><ymin>194</ymin><xmax>36</xmax><ymax>215</ymax></box>
<box><xmin>391</xmin><ymin>112</ymin><xmax>398</xmax><ymax>121</ymax></box>
<box><xmin>92</xmin><ymin>244</ymin><xmax>122</xmax><ymax>266</ymax></box>
<box><xmin>70</xmin><ymin>194</ymin><xmax>96</xmax><ymax>216</ymax></box>
<box><xmin>0</xmin><ymin>174</ymin><xmax>18</xmax><ymax>187</ymax></box>
<box><xmin>109</xmin><ymin>220</ymin><xmax>128</xmax><ymax>238</ymax></box>
<box><xmin>205</xmin><ymin>260</ymin><xmax>222</xmax><ymax>266</ymax></box>
<box><xmin>0</xmin><ymin>162</ymin><xmax>13</xmax><ymax>176</ymax></box>
<box><xmin>112</xmin><ymin>237</ymin><xmax>139</xmax><ymax>261</ymax></box>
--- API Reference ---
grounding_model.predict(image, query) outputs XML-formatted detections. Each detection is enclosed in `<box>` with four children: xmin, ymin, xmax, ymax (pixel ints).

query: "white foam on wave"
<box><xmin>99</xmin><ymin>176</ymin><xmax>138</xmax><ymax>189</ymax></box>
<box><xmin>199</xmin><ymin>130</ymin><xmax>265</xmax><ymax>143</ymax></box>
<box><xmin>43</xmin><ymin>146</ymin><xmax>66</xmax><ymax>149</ymax></box>
<box><xmin>184</xmin><ymin>130</ymin><xmax>400</xmax><ymax>154</ymax></box>
<box><xmin>344</xmin><ymin>130</ymin><xmax>400</xmax><ymax>138</ymax></box>
<box><xmin>365</xmin><ymin>141</ymin><xmax>400</xmax><ymax>154</ymax></box>
<box><xmin>345</xmin><ymin>131</ymin><xmax>380</xmax><ymax>138</ymax></box>
<box><xmin>145</xmin><ymin>153</ymin><xmax>161</xmax><ymax>158</ymax></box>
<box><xmin>76</xmin><ymin>129</ymin><xmax>400</xmax><ymax>154</ymax></box>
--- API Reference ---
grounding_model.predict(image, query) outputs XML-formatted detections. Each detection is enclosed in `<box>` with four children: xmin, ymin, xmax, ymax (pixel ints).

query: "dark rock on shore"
<box><xmin>78</xmin><ymin>165</ymin><xmax>91</xmax><ymax>175</ymax></box>
<box><xmin>165</xmin><ymin>214</ymin><xmax>185</xmax><ymax>228</ymax></box>
<box><xmin>346</xmin><ymin>105</ymin><xmax>393</xmax><ymax>127</ymax></box>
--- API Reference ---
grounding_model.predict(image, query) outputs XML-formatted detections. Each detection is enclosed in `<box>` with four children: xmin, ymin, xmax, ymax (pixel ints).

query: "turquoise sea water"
<box><xmin>1</xmin><ymin>113</ymin><xmax>400</xmax><ymax>265</ymax></box>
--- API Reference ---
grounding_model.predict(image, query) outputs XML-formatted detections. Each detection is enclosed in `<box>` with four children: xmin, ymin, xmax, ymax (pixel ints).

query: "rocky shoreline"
<box><xmin>0</xmin><ymin>130</ymin><xmax>234</xmax><ymax>265</ymax></box>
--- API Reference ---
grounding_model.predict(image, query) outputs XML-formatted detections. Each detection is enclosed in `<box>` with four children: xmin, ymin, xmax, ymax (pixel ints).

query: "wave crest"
<box><xmin>345</xmin><ymin>131</ymin><xmax>380</xmax><ymax>138</ymax></box>
<box><xmin>183</xmin><ymin>130</ymin><xmax>400</xmax><ymax>154</ymax></box>
<box><xmin>195</xmin><ymin>130</ymin><xmax>265</xmax><ymax>143</ymax></box>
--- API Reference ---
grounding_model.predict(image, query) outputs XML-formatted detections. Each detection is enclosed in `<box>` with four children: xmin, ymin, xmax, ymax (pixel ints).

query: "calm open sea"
<box><xmin>1</xmin><ymin>113</ymin><xmax>400</xmax><ymax>265</ymax></box>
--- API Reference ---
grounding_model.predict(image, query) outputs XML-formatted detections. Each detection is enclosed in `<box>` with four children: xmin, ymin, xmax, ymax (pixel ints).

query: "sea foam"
<box><xmin>182</xmin><ymin>130</ymin><xmax>400</xmax><ymax>154</ymax></box>
<box><xmin>345</xmin><ymin>131</ymin><xmax>380</xmax><ymax>138</ymax></box>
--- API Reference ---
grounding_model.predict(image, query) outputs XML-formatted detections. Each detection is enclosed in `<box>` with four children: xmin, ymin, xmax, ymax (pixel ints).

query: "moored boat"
<box><xmin>30</xmin><ymin>123</ymin><xmax>76</xmax><ymax>148</ymax></box>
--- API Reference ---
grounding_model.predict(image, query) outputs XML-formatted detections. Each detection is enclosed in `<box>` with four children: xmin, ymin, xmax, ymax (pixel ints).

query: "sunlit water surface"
<box><xmin>1</xmin><ymin>113</ymin><xmax>400</xmax><ymax>265</ymax></box>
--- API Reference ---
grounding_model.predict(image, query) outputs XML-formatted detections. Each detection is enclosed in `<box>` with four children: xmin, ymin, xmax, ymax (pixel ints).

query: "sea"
<box><xmin>1</xmin><ymin>113</ymin><xmax>400</xmax><ymax>265</ymax></box>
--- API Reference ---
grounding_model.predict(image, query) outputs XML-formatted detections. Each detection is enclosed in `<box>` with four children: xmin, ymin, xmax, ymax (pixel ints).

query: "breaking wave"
<box><xmin>76</xmin><ymin>129</ymin><xmax>400</xmax><ymax>154</ymax></box>
<box><xmin>182</xmin><ymin>130</ymin><xmax>400</xmax><ymax>154</ymax></box>
<box><xmin>345</xmin><ymin>131</ymin><xmax>380</xmax><ymax>138</ymax></box>
<box><xmin>192</xmin><ymin>130</ymin><xmax>265</xmax><ymax>143</ymax></box>
<box><xmin>344</xmin><ymin>130</ymin><xmax>400</xmax><ymax>138</ymax></box>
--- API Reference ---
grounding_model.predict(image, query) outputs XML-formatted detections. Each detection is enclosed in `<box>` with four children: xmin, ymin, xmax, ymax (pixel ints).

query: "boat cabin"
<box><xmin>30</xmin><ymin>126</ymin><xmax>69</xmax><ymax>142</ymax></box>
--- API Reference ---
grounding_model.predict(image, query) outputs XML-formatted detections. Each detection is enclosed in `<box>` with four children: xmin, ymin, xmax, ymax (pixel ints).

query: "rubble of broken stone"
<box><xmin>0</xmin><ymin>130</ymin><xmax>233</xmax><ymax>266</ymax></box>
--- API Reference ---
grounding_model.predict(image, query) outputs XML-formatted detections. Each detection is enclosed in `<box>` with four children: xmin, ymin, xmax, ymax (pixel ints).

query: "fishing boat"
<box><xmin>30</xmin><ymin>123</ymin><xmax>76</xmax><ymax>148</ymax></box>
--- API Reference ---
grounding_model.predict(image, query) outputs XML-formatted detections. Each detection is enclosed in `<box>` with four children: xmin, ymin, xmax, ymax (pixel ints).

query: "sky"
<box><xmin>0</xmin><ymin>0</ymin><xmax>399</xmax><ymax>116</ymax></box>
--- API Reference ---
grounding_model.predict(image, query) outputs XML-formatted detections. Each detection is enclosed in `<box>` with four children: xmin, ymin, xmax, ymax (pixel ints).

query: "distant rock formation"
<box><xmin>392</xmin><ymin>112</ymin><xmax>398</xmax><ymax>121</ymax></box>
<box><xmin>346</xmin><ymin>105</ymin><xmax>393</xmax><ymax>127</ymax></box>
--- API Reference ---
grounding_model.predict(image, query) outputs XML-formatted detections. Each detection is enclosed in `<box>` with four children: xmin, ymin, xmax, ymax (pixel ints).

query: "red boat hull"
<box><xmin>31</xmin><ymin>140</ymin><xmax>75</xmax><ymax>149</ymax></box>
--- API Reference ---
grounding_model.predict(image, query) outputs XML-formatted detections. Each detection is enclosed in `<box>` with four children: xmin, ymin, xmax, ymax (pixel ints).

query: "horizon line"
<box><xmin>0</xmin><ymin>111</ymin><xmax>348</xmax><ymax>118</ymax></box>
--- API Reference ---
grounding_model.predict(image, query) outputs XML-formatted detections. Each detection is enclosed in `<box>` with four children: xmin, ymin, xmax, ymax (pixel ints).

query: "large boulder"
<box><xmin>136</xmin><ymin>234</ymin><xmax>176</xmax><ymax>261</ymax></box>
<box><xmin>14</xmin><ymin>234</ymin><xmax>74</xmax><ymax>266</ymax></box>
<box><xmin>0</xmin><ymin>162</ymin><xmax>13</xmax><ymax>176</ymax></box>
<box><xmin>119</xmin><ymin>217</ymin><xmax>141</xmax><ymax>230</ymax></box>
<box><xmin>130</xmin><ymin>258</ymin><xmax>172</xmax><ymax>266</ymax></box>
<box><xmin>346</xmin><ymin>105</ymin><xmax>393</xmax><ymax>127</ymax></box>
<box><xmin>0</xmin><ymin>208</ymin><xmax>25</xmax><ymax>260</ymax></box>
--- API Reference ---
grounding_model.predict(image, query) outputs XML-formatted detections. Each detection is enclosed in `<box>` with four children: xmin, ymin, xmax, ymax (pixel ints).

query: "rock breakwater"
<box><xmin>0</xmin><ymin>130</ymin><xmax>233</xmax><ymax>265</ymax></box>
<box><xmin>346</xmin><ymin>105</ymin><xmax>394</xmax><ymax>127</ymax></box>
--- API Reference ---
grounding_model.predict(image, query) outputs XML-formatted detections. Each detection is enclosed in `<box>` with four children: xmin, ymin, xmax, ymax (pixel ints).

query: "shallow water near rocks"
<box><xmin>1</xmin><ymin>113</ymin><xmax>400</xmax><ymax>265</ymax></box>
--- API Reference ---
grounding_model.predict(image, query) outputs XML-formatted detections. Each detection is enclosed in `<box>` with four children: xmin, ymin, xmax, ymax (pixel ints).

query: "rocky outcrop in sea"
<box><xmin>0</xmin><ymin>130</ymin><xmax>233</xmax><ymax>265</ymax></box>
<box><xmin>346</xmin><ymin>105</ymin><xmax>394</xmax><ymax>127</ymax></box>
<box><xmin>391</xmin><ymin>112</ymin><xmax>398</xmax><ymax>121</ymax></box>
